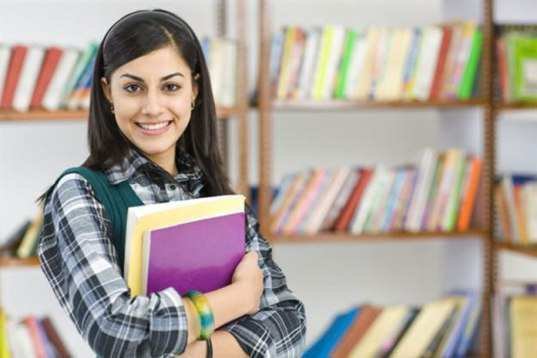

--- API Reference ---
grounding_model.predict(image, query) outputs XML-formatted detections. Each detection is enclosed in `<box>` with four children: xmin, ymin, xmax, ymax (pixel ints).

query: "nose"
<box><xmin>141</xmin><ymin>89</ymin><xmax>164</xmax><ymax>117</ymax></box>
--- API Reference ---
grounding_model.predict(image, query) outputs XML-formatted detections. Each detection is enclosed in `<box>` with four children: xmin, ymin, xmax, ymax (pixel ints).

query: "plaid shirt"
<box><xmin>38</xmin><ymin>149</ymin><xmax>306</xmax><ymax>357</ymax></box>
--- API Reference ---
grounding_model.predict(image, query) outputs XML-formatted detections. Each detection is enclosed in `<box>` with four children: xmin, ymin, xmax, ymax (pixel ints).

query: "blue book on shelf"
<box><xmin>303</xmin><ymin>306</ymin><xmax>360</xmax><ymax>358</ymax></box>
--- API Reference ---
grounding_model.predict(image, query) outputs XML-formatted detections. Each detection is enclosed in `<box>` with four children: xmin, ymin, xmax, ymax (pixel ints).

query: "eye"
<box><xmin>123</xmin><ymin>83</ymin><xmax>143</xmax><ymax>93</ymax></box>
<box><xmin>163</xmin><ymin>83</ymin><xmax>182</xmax><ymax>92</ymax></box>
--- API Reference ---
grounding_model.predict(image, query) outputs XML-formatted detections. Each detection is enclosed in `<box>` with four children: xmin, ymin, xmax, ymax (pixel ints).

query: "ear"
<box><xmin>100</xmin><ymin>77</ymin><xmax>112</xmax><ymax>103</ymax></box>
<box><xmin>192</xmin><ymin>73</ymin><xmax>199</xmax><ymax>102</ymax></box>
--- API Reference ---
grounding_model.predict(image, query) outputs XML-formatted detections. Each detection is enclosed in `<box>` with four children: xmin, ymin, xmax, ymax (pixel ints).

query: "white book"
<box><xmin>404</xmin><ymin>148</ymin><xmax>438</xmax><ymax>232</ymax></box>
<box><xmin>220</xmin><ymin>40</ymin><xmax>237</xmax><ymax>107</ymax></box>
<box><xmin>527</xmin><ymin>184</ymin><xmax>537</xmax><ymax>242</ymax></box>
<box><xmin>344</xmin><ymin>33</ymin><xmax>367</xmax><ymax>99</ymax></box>
<box><xmin>352</xmin><ymin>27</ymin><xmax>382</xmax><ymax>100</ymax></box>
<box><xmin>350</xmin><ymin>165</ymin><xmax>387</xmax><ymax>234</ymax></box>
<box><xmin>0</xmin><ymin>45</ymin><xmax>11</xmax><ymax>101</ymax></box>
<box><xmin>303</xmin><ymin>167</ymin><xmax>351</xmax><ymax>234</ymax></box>
<box><xmin>9</xmin><ymin>321</ymin><xmax>37</xmax><ymax>358</ymax></box>
<box><xmin>209</xmin><ymin>38</ymin><xmax>224</xmax><ymax>106</ymax></box>
<box><xmin>13</xmin><ymin>46</ymin><xmax>45</xmax><ymax>111</ymax></box>
<box><xmin>296</xmin><ymin>28</ymin><xmax>320</xmax><ymax>100</ymax></box>
<box><xmin>43</xmin><ymin>48</ymin><xmax>80</xmax><ymax>111</ymax></box>
<box><xmin>375</xmin><ymin>28</ymin><xmax>413</xmax><ymax>100</ymax></box>
<box><xmin>411</xmin><ymin>26</ymin><xmax>443</xmax><ymax>100</ymax></box>
<box><xmin>322</xmin><ymin>25</ymin><xmax>346</xmax><ymax>99</ymax></box>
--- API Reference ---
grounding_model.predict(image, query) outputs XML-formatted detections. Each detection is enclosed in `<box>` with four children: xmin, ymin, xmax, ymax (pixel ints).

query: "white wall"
<box><xmin>0</xmin><ymin>1</ymin><xmax>535</xmax><ymax>356</ymax></box>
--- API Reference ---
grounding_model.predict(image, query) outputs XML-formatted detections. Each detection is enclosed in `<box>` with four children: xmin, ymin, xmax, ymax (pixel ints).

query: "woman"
<box><xmin>38</xmin><ymin>9</ymin><xmax>306</xmax><ymax>357</ymax></box>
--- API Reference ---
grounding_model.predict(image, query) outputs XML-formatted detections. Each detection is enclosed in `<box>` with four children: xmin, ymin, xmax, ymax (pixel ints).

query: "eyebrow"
<box><xmin>119</xmin><ymin>72</ymin><xmax>185</xmax><ymax>82</ymax></box>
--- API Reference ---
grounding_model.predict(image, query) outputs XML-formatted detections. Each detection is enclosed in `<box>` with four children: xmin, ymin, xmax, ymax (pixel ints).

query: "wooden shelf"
<box><xmin>495</xmin><ymin>102</ymin><xmax>537</xmax><ymax>110</ymax></box>
<box><xmin>0</xmin><ymin>110</ymin><xmax>88</xmax><ymax>121</ymax></box>
<box><xmin>269</xmin><ymin>230</ymin><xmax>487</xmax><ymax>244</ymax></box>
<box><xmin>495</xmin><ymin>241</ymin><xmax>537</xmax><ymax>258</ymax></box>
<box><xmin>0</xmin><ymin>106</ymin><xmax>243</xmax><ymax>121</ymax></box>
<box><xmin>271</xmin><ymin>99</ymin><xmax>486</xmax><ymax>111</ymax></box>
<box><xmin>0</xmin><ymin>256</ymin><xmax>39</xmax><ymax>268</ymax></box>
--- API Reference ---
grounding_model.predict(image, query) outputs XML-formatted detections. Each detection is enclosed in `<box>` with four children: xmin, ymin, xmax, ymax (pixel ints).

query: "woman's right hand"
<box><xmin>231</xmin><ymin>251</ymin><xmax>264</xmax><ymax>315</ymax></box>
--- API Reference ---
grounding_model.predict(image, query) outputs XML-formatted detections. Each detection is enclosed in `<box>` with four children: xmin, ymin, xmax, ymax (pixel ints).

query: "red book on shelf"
<box><xmin>332</xmin><ymin>305</ymin><xmax>382</xmax><ymax>358</ymax></box>
<box><xmin>1</xmin><ymin>45</ymin><xmax>28</xmax><ymax>109</ymax></box>
<box><xmin>41</xmin><ymin>317</ymin><xmax>70</xmax><ymax>358</ymax></box>
<box><xmin>30</xmin><ymin>46</ymin><xmax>63</xmax><ymax>108</ymax></box>
<box><xmin>334</xmin><ymin>168</ymin><xmax>373</xmax><ymax>231</ymax></box>
<box><xmin>429</xmin><ymin>26</ymin><xmax>453</xmax><ymax>100</ymax></box>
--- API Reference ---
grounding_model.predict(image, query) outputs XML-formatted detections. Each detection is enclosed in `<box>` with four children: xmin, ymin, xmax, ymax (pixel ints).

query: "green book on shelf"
<box><xmin>458</xmin><ymin>29</ymin><xmax>483</xmax><ymax>100</ymax></box>
<box><xmin>334</xmin><ymin>29</ymin><xmax>357</xmax><ymax>99</ymax></box>
<box><xmin>510</xmin><ymin>34</ymin><xmax>537</xmax><ymax>102</ymax></box>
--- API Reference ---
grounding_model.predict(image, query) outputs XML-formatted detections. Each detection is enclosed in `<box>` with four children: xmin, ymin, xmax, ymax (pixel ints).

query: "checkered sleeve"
<box><xmin>37</xmin><ymin>174</ymin><xmax>188</xmax><ymax>357</ymax></box>
<box><xmin>222</xmin><ymin>206</ymin><xmax>307</xmax><ymax>357</ymax></box>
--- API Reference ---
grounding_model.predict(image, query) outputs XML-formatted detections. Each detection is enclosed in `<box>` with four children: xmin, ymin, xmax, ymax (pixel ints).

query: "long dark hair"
<box><xmin>39</xmin><ymin>9</ymin><xmax>233</xmax><ymax>203</ymax></box>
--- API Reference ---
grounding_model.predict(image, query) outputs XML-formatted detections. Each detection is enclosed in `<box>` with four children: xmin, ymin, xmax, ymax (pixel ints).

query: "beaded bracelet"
<box><xmin>185</xmin><ymin>290</ymin><xmax>215</xmax><ymax>340</ymax></box>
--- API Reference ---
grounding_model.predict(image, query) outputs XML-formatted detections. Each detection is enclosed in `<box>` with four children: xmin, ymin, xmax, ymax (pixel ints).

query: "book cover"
<box><xmin>125</xmin><ymin>195</ymin><xmax>245</xmax><ymax>296</ymax></box>
<box><xmin>141</xmin><ymin>212</ymin><xmax>245</xmax><ymax>295</ymax></box>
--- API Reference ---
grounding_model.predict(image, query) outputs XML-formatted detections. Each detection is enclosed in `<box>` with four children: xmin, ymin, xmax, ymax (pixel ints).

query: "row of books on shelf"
<box><xmin>304</xmin><ymin>290</ymin><xmax>481</xmax><ymax>357</ymax></box>
<box><xmin>270</xmin><ymin>148</ymin><xmax>482</xmax><ymax>235</ymax></box>
<box><xmin>495</xmin><ymin>174</ymin><xmax>537</xmax><ymax>245</ymax></box>
<box><xmin>496</xmin><ymin>26</ymin><xmax>537</xmax><ymax>103</ymax></box>
<box><xmin>0</xmin><ymin>309</ymin><xmax>70</xmax><ymax>358</ymax></box>
<box><xmin>0</xmin><ymin>37</ymin><xmax>237</xmax><ymax>113</ymax></box>
<box><xmin>494</xmin><ymin>282</ymin><xmax>537</xmax><ymax>358</ymax></box>
<box><xmin>269</xmin><ymin>21</ymin><xmax>482</xmax><ymax>102</ymax></box>
<box><xmin>0</xmin><ymin>210</ymin><xmax>43</xmax><ymax>260</ymax></box>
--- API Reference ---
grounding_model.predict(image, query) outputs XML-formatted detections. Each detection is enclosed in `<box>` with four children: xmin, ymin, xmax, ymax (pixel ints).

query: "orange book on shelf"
<box><xmin>0</xmin><ymin>45</ymin><xmax>27</xmax><ymax>109</ymax></box>
<box><xmin>514</xmin><ymin>185</ymin><xmax>529</xmax><ymax>244</ymax></box>
<box><xmin>429</xmin><ymin>25</ymin><xmax>453</xmax><ymax>100</ymax></box>
<box><xmin>334</xmin><ymin>168</ymin><xmax>373</xmax><ymax>231</ymax></box>
<box><xmin>457</xmin><ymin>157</ymin><xmax>482</xmax><ymax>231</ymax></box>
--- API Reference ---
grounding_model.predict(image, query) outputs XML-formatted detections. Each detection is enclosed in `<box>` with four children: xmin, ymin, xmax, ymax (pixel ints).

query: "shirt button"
<box><xmin>169</xmin><ymin>184</ymin><xmax>177</xmax><ymax>190</ymax></box>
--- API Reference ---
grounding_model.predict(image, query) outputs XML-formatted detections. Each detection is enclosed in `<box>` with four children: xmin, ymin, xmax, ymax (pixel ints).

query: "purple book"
<box><xmin>142</xmin><ymin>212</ymin><xmax>246</xmax><ymax>295</ymax></box>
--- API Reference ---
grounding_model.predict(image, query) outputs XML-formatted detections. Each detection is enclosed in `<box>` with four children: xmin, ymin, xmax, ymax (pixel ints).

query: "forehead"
<box><xmin>114</xmin><ymin>46</ymin><xmax>191</xmax><ymax>79</ymax></box>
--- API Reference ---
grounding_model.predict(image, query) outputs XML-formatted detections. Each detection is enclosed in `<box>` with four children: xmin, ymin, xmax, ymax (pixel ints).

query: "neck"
<box><xmin>147</xmin><ymin>148</ymin><xmax>178</xmax><ymax>177</ymax></box>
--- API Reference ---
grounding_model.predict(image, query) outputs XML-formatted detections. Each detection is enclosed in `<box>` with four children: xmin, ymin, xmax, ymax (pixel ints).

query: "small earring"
<box><xmin>110</xmin><ymin>104</ymin><xmax>115</xmax><ymax>113</ymax></box>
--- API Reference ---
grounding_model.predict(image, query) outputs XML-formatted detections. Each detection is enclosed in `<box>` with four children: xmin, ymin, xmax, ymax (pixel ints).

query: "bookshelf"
<box><xmin>256</xmin><ymin>0</ymin><xmax>496</xmax><ymax>355</ymax></box>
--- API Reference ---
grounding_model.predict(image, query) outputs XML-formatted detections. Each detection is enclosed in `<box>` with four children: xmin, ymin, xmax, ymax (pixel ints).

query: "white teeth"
<box><xmin>138</xmin><ymin>121</ymin><xmax>170</xmax><ymax>130</ymax></box>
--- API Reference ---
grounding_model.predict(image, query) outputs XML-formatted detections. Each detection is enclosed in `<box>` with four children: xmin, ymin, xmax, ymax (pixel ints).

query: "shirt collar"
<box><xmin>105</xmin><ymin>148</ymin><xmax>204</xmax><ymax>188</ymax></box>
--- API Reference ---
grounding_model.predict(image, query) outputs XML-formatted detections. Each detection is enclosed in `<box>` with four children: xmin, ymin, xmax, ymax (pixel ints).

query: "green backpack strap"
<box><xmin>54</xmin><ymin>167</ymin><xmax>144</xmax><ymax>273</ymax></box>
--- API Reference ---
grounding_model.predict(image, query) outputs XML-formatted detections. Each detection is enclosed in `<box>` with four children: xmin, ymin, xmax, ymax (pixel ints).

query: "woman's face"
<box><xmin>102</xmin><ymin>45</ymin><xmax>198</xmax><ymax>168</ymax></box>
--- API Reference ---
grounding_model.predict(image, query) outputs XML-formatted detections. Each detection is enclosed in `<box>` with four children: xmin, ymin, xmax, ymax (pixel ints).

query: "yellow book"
<box><xmin>276</xmin><ymin>27</ymin><xmax>297</xmax><ymax>100</ymax></box>
<box><xmin>511</xmin><ymin>295</ymin><xmax>537</xmax><ymax>358</ymax></box>
<box><xmin>349</xmin><ymin>305</ymin><xmax>410</xmax><ymax>357</ymax></box>
<box><xmin>16</xmin><ymin>210</ymin><xmax>43</xmax><ymax>259</ymax></box>
<box><xmin>311</xmin><ymin>26</ymin><xmax>334</xmax><ymax>100</ymax></box>
<box><xmin>0</xmin><ymin>308</ymin><xmax>11</xmax><ymax>358</ymax></box>
<box><xmin>124</xmin><ymin>194</ymin><xmax>245</xmax><ymax>296</ymax></box>
<box><xmin>352</xmin><ymin>27</ymin><xmax>381</xmax><ymax>100</ymax></box>
<box><xmin>390</xmin><ymin>298</ymin><xmax>458</xmax><ymax>358</ymax></box>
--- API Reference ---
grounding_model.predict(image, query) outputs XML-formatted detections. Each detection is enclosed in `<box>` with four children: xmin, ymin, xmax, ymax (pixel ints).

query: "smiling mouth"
<box><xmin>135</xmin><ymin>120</ymin><xmax>173</xmax><ymax>130</ymax></box>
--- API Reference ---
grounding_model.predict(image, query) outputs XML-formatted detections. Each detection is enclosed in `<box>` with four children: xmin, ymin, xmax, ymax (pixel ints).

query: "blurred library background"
<box><xmin>1</xmin><ymin>0</ymin><xmax>537</xmax><ymax>357</ymax></box>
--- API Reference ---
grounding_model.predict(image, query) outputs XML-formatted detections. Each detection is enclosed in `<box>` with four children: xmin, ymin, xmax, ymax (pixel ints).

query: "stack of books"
<box><xmin>269</xmin><ymin>21</ymin><xmax>482</xmax><ymax>102</ymax></box>
<box><xmin>495</xmin><ymin>174</ymin><xmax>537</xmax><ymax>245</ymax></box>
<box><xmin>270</xmin><ymin>148</ymin><xmax>482</xmax><ymax>235</ymax></box>
<box><xmin>0</xmin><ymin>308</ymin><xmax>70</xmax><ymax>358</ymax></box>
<box><xmin>304</xmin><ymin>291</ymin><xmax>481</xmax><ymax>357</ymax></box>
